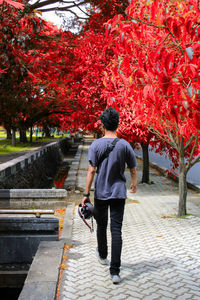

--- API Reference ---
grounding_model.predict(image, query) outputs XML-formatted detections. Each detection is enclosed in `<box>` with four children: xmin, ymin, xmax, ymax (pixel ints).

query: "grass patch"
<box><xmin>0</xmin><ymin>136</ymin><xmax>63</xmax><ymax>155</ymax></box>
<box><xmin>178</xmin><ymin>213</ymin><xmax>197</xmax><ymax>218</ymax></box>
<box><xmin>0</xmin><ymin>133</ymin><xmax>6</xmax><ymax>139</ymax></box>
<box><xmin>0</xmin><ymin>141</ymin><xmax>30</xmax><ymax>155</ymax></box>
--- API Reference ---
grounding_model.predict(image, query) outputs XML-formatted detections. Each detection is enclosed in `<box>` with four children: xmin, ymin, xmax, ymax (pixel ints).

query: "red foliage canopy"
<box><xmin>103</xmin><ymin>0</ymin><xmax>200</xmax><ymax>169</ymax></box>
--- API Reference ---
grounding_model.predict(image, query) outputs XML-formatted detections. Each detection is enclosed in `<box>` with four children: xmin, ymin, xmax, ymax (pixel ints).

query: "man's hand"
<box><xmin>81</xmin><ymin>196</ymin><xmax>90</xmax><ymax>207</ymax></box>
<box><xmin>130</xmin><ymin>183</ymin><xmax>137</xmax><ymax>193</ymax></box>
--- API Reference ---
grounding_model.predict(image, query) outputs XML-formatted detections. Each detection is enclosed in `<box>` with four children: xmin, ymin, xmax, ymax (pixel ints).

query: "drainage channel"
<box><xmin>1</xmin><ymin>287</ymin><xmax>22</xmax><ymax>300</ymax></box>
<box><xmin>0</xmin><ymin>263</ymin><xmax>29</xmax><ymax>300</ymax></box>
<box><xmin>0</xmin><ymin>210</ymin><xmax>59</xmax><ymax>300</ymax></box>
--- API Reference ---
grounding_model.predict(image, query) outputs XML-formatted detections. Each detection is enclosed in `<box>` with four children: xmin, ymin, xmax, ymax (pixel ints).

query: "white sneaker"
<box><xmin>95</xmin><ymin>248</ymin><xmax>109</xmax><ymax>265</ymax></box>
<box><xmin>111</xmin><ymin>274</ymin><xmax>121</xmax><ymax>284</ymax></box>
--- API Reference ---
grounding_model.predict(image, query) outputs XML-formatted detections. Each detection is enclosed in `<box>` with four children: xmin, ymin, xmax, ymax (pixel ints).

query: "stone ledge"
<box><xmin>60</xmin><ymin>202</ymin><xmax>75</xmax><ymax>242</ymax></box>
<box><xmin>0</xmin><ymin>189</ymin><xmax>67</xmax><ymax>198</ymax></box>
<box><xmin>0</xmin><ymin>217</ymin><xmax>59</xmax><ymax>232</ymax></box>
<box><xmin>0</xmin><ymin>189</ymin><xmax>67</xmax><ymax>209</ymax></box>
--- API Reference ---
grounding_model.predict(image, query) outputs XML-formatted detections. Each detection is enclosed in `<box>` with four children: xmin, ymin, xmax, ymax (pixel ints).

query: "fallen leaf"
<box><xmin>127</xmin><ymin>199</ymin><xmax>140</xmax><ymax>204</ymax></box>
<box><xmin>60</xmin><ymin>263</ymin><xmax>67</xmax><ymax>270</ymax></box>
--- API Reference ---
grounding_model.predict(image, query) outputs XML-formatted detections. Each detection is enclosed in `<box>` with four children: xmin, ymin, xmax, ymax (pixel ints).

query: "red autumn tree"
<box><xmin>0</xmin><ymin>0</ymin><xmax>130</xmax><ymax>142</ymax></box>
<box><xmin>17</xmin><ymin>21</ymin><xmax>77</xmax><ymax>141</ymax></box>
<box><xmin>61</xmin><ymin>1</ymin><xmax>130</xmax><ymax>133</ymax></box>
<box><xmin>0</xmin><ymin>1</ymin><xmax>77</xmax><ymax>143</ymax></box>
<box><xmin>104</xmin><ymin>0</ymin><xmax>200</xmax><ymax>215</ymax></box>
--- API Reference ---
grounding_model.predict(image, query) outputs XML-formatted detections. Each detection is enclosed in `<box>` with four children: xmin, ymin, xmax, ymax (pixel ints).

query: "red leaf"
<box><xmin>1</xmin><ymin>0</ymin><xmax>24</xmax><ymax>9</ymax></box>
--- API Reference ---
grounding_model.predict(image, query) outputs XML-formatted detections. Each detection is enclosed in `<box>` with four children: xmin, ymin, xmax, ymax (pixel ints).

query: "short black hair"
<box><xmin>100</xmin><ymin>107</ymin><xmax>119</xmax><ymax>131</ymax></box>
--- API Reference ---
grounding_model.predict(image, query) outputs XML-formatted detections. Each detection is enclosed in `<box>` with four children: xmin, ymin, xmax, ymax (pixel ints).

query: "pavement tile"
<box><xmin>92</xmin><ymin>291</ymin><xmax>111</xmax><ymax>299</ymax></box>
<box><xmin>63</xmin><ymin>286</ymin><xmax>77</xmax><ymax>294</ymax></box>
<box><xmin>143</xmin><ymin>295</ymin><xmax>162</xmax><ymax>300</ymax></box>
<box><xmin>176</xmin><ymin>295</ymin><xmax>194</xmax><ymax>300</ymax></box>
<box><xmin>77</xmin><ymin>296</ymin><xmax>94</xmax><ymax>300</ymax></box>
<box><xmin>62</xmin><ymin>291</ymin><xmax>78</xmax><ymax>299</ymax></box>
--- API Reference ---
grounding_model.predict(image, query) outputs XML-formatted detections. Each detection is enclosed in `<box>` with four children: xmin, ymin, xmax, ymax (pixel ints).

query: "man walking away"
<box><xmin>82</xmin><ymin>107</ymin><xmax>137</xmax><ymax>284</ymax></box>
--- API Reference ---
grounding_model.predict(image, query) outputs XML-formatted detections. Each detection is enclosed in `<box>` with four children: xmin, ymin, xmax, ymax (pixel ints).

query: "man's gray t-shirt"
<box><xmin>88</xmin><ymin>138</ymin><xmax>137</xmax><ymax>200</ymax></box>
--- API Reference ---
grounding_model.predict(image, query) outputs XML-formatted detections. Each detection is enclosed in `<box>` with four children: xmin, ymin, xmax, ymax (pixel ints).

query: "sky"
<box><xmin>27</xmin><ymin>0</ymin><xmax>61</xmax><ymax>27</ymax></box>
<box><xmin>42</xmin><ymin>11</ymin><xmax>66</xmax><ymax>28</ymax></box>
<box><xmin>30</xmin><ymin>0</ymin><xmax>88</xmax><ymax>30</ymax></box>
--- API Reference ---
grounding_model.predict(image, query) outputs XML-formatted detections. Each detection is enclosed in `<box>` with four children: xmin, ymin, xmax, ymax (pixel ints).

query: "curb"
<box><xmin>60</xmin><ymin>202</ymin><xmax>75</xmax><ymax>242</ymax></box>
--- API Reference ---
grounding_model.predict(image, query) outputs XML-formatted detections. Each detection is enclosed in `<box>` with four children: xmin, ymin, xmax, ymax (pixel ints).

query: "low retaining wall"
<box><xmin>0</xmin><ymin>142</ymin><xmax>62</xmax><ymax>189</ymax></box>
<box><xmin>0</xmin><ymin>189</ymin><xmax>67</xmax><ymax>209</ymax></box>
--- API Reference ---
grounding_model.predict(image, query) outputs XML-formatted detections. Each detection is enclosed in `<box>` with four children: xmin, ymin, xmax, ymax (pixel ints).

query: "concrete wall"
<box><xmin>0</xmin><ymin>142</ymin><xmax>62</xmax><ymax>189</ymax></box>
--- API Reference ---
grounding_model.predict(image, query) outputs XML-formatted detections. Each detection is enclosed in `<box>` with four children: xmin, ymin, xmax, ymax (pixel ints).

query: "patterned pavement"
<box><xmin>59</xmin><ymin>137</ymin><xmax>200</xmax><ymax>300</ymax></box>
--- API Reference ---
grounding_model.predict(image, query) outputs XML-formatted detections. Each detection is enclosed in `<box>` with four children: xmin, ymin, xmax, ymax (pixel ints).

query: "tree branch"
<box><xmin>39</xmin><ymin>6</ymin><xmax>87</xmax><ymax>18</ymax></box>
<box><xmin>76</xmin><ymin>2</ymin><xmax>90</xmax><ymax>17</ymax></box>
<box><xmin>187</xmin><ymin>154</ymin><xmax>200</xmax><ymax>172</ymax></box>
<box><xmin>21</xmin><ymin>109</ymin><xmax>71</xmax><ymax>128</ymax></box>
<box><xmin>184</xmin><ymin>135</ymin><xmax>194</xmax><ymax>151</ymax></box>
<box><xmin>148</xmin><ymin>126</ymin><xmax>177</xmax><ymax>149</ymax></box>
<box><xmin>186</xmin><ymin>136</ymin><xmax>199</xmax><ymax>172</ymax></box>
<box><xmin>30</xmin><ymin>0</ymin><xmax>89</xmax><ymax>16</ymax></box>
<box><xmin>31</xmin><ymin>0</ymin><xmax>60</xmax><ymax>10</ymax></box>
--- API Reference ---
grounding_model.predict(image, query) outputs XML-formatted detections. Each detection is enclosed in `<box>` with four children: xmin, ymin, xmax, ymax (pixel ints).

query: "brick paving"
<box><xmin>60</xmin><ymin>137</ymin><xmax>200</xmax><ymax>300</ymax></box>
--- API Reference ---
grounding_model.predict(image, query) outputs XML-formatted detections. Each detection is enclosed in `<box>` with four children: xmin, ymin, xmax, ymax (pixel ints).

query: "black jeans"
<box><xmin>94</xmin><ymin>198</ymin><xmax>125</xmax><ymax>275</ymax></box>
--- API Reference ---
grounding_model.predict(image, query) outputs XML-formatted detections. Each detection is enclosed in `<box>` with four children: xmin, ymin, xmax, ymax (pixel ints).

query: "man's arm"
<box><xmin>81</xmin><ymin>164</ymin><xmax>96</xmax><ymax>206</ymax></box>
<box><xmin>130</xmin><ymin>167</ymin><xmax>137</xmax><ymax>193</ymax></box>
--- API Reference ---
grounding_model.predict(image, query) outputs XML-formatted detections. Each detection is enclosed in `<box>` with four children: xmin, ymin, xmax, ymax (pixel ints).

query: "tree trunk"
<box><xmin>43</xmin><ymin>126</ymin><xmax>51</xmax><ymax>138</ymax></box>
<box><xmin>11</xmin><ymin>129</ymin><xmax>16</xmax><ymax>147</ymax></box>
<box><xmin>178</xmin><ymin>170</ymin><xmax>187</xmax><ymax>216</ymax></box>
<box><xmin>6</xmin><ymin>127</ymin><xmax>12</xmax><ymax>139</ymax></box>
<box><xmin>178</xmin><ymin>137</ymin><xmax>187</xmax><ymax>216</ymax></box>
<box><xmin>30</xmin><ymin>127</ymin><xmax>33</xmax><ymax>143</ymax></box>
<box><xmin>141</xmin><ymin>143</ymin><xmax>150</xmax><ymax>183</ymax></box>
<box><xmin>19</xmin><ymin>128</ymin><xmax>28</xmax><ymax>143</ymax></box>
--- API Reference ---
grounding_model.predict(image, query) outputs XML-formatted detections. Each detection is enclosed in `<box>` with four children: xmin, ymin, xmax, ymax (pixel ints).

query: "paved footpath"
<box><xmin>59</xmin><ymin>137</ymin><xmax>200</xmax><ymax>300</ymax></box>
